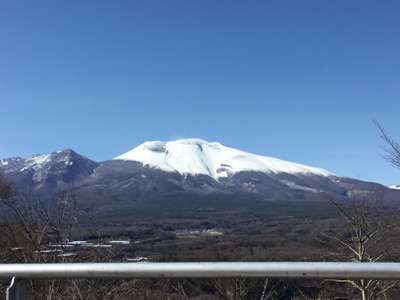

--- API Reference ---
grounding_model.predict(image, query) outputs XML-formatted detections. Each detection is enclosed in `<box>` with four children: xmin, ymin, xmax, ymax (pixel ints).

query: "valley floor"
<box><xmin>2</xmin><ymin>199</ymin><xmax>400</xmax><ymax>299</ymax></box>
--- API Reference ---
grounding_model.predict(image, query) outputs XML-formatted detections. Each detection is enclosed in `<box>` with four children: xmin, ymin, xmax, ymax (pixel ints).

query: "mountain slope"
<box><xmin>0</xmin><ymin>149</ymin><xmax>98</xmax><ymax>193</ymax></box>
<box><xmin>1</xmin><ymin>139</ymin><xmax>398</xmax><ymax>213</ymax></box>
<box><xmin>115</xmin><ymin>139</ymin><xmax>332</xmax><ymax>179</ymax></box>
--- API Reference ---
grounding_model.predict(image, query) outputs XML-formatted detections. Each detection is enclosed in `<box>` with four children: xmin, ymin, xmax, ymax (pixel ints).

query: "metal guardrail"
<box><xmin>2</xmin><ymin>262</ymin><xmax>400</xmax><ymax>280</ymax></box>
<box><xmin>3</xmin><ymin>262</ymin><xmax>400</xmax><ymax>299</ymax></box>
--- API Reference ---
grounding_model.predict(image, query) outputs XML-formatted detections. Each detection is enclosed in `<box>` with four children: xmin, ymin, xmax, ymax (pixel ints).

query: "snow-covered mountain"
<box><xmin>0</xmin><ymin>149</ymin><xmax>98</xmax><ymax>192</ymax></box>
<box><xmin>0</xmin><ymin>139</ymin><xmax>397</xmax><ymax>212</ymax></box>
<box><xmin>115</xmin><ymin>139</ymin><xmax>332</xmax><ymax>179</ymax></box>
<box><xmin>390</xmin><ymin>185</ymin><xmax>400</xmax><ymax>190</ymax></box>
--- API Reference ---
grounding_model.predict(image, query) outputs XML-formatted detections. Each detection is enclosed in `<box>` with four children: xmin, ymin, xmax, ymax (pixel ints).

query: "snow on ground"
<box><xmin>390</xmin><ymin>185</ymin><xmax>400</xmax><ymax>190</ymax></box>
<box><xmin>108</xmin><ymin>240</ymin><xmax>130</xmax><ymax>245</ymax></box>
<box><xmin>67</xmin><ymin>241</ymin><xmax>90</xmax><ymax>245</ymax></box>
<box><xmin>126</xmin><ymin>257</ymin><xmax>150</xmax><ymax>262</ymax></box>
<box><xmin>114</xmin><ymin>138</ymin><xmax>333</xmax><ymax>180</ymax></box>
<box><xmin>175</xmin><ymin>229</ymin><xmax>224</xmax><ymax>237</ymax></box>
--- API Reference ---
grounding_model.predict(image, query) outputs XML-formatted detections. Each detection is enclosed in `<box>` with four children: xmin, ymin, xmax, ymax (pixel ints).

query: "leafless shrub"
<box><xmin>320</xmin><ymin>195</ymin><xmax>400</xmax><ymax>299</ymax></box>
<box><xmin>0</xmin><ymin>178</ymin><xmax>137</xmax><ymax>299</ymax></box>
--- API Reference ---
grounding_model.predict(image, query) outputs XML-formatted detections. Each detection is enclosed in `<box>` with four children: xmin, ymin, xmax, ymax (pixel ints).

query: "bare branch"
<box><xmin>374</xmin><ymin>120</ymin><xmax>400</xmax><ymax>169</ymax></box>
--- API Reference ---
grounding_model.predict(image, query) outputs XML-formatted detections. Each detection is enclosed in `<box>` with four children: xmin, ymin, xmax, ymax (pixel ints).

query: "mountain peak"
<box><xmin>1</xmin><ymin>148</ymin><xmax>97</xmax><ymax>173</ymax></box>
<box><xmin>0</xmin><ymin>149</ymin><xmax>98</xmax><ymax>192</ymax></box>
<box><xmin>114</xmin><ymin>138</ymin><xmax>333</xmax><ymax>179</ymax></box>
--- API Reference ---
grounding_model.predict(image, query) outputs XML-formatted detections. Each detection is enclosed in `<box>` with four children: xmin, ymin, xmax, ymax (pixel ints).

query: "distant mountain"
<box><xmin>1</xmin><ymin>139</ymin><xmax>398</xmax><ymax>212</ymax></box>
<box><xmin>390</xmin><ymin>185</ymin><xmax>400</xmax><ymax>190</ymax></box>
<box><xmin>0</xmin><ymin>149</ymin><xmax>98</xmax><ymax>193</ymax></box>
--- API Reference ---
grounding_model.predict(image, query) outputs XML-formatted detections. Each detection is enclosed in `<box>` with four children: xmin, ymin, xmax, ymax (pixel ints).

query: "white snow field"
<box><xmin>115</xmin><ymin>138</ymin><xmax>333</xmax><ymax>180</ymax></box>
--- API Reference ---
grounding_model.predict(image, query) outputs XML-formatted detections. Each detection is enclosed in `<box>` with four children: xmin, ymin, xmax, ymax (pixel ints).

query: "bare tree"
<box><xmin>317</xmin><ymin>122</ymin><xmax>400</xmax><ymax>299</ymax></box>
<box><xmin>374</xmin><ymin>121</ymin><xmax>400</xmax><ymax>169</ymax></box>
<box><xmin>0</xmin><ymin>177</ymin><xmax>140</xmax><ymax>299</ymax></box>
<box><xmin>320</xmin><ymin>195</ymin><xmax>399</xmax><ymax>300</ymax></box>
<box><xmin>0</xmin><ymin>191</ymin><xmax>79</xmax><ymax>263</ymax></box>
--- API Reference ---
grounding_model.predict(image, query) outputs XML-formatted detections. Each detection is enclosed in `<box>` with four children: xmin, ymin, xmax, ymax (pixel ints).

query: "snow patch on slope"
<box><xmin>0</xmin><ymin>159</ymin><xmax>9</xmax><ymax>166</ymax></box>
<box><xmin>31</xmin><ymin>154</ymin><xmax>51</xmax><ymax>165</ymax></box>
<box><xmin>390</xmin><ymin>185</ymin><xmax>400</xmax><ymax>190</ymax></box>
<box><xmin>20</xmin><ymin>154</ymin><xmax>52</xmax><ymax>172</ymax></box>
<box><xmin>280</xmin><ymin>180</ymin><xmax>319</xmax><ymax>193</ymax></box>
<box><xmin>114</xmin><ymin>138</ymin><xmax>333</xmax><ymax>179</ymax></box>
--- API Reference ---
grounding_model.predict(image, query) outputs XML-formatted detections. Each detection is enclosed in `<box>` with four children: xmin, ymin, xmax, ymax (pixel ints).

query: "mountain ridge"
<box><xmin>1</xmin><ymin>139</ymin><xmax>398</xmax><ymax>213</ymax></box>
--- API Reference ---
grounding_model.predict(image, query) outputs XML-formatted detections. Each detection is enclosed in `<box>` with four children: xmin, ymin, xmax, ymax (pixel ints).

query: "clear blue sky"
<box><xmin>1</xmin><ymin>1</ymin><xmax>399</xmax><ymax>185</ymax></box>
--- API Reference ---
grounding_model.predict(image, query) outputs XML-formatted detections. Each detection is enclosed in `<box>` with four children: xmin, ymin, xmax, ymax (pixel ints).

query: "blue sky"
<box><xmin>1</xmin><ymin>1</ymin><xmax>399</xmax><ymax>185</ymax></box>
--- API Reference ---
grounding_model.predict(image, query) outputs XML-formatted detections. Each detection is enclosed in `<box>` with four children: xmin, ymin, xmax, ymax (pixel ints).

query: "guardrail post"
<box><xmin>6</xmin><ymin>277</ymin><xmax>31</xmax><ymax>300</ymax></box>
